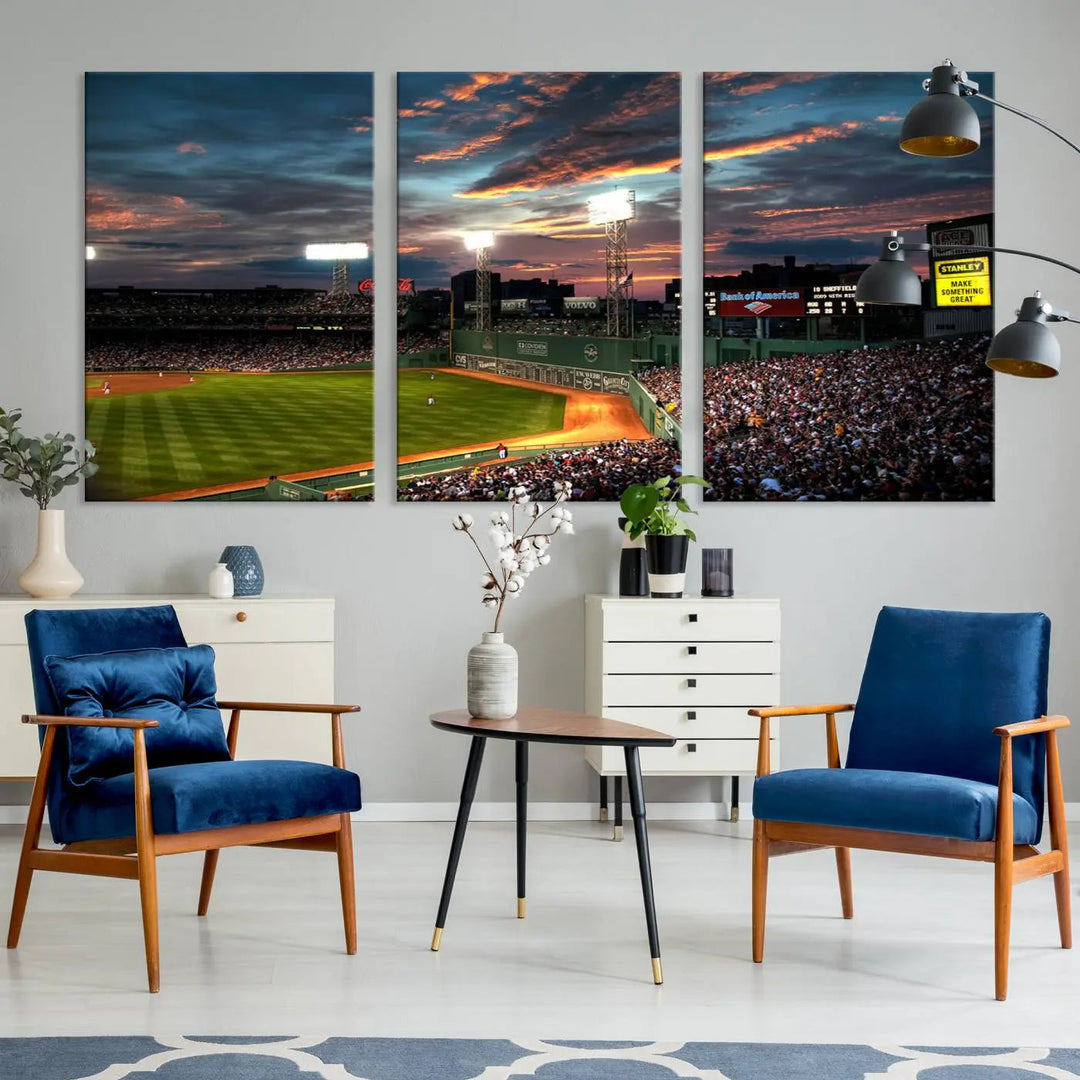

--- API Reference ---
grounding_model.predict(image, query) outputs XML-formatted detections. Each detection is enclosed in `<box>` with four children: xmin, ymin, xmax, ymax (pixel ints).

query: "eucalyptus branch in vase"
<box><xmin>452</xmin><ymin>480</ymin><xmax>574</xmax><ymax>634</ymax></box>
<box><xmin>0</xmin><ymin>407</ymin><xmax>98</xmax><ymax>509</ymax></box>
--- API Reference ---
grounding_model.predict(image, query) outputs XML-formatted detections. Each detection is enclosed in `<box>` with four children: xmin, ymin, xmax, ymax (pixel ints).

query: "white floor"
<box><xmin>1</xmin><ymin>820</ymin><xmax>1077</xmax><ymax>1046</ymax></box>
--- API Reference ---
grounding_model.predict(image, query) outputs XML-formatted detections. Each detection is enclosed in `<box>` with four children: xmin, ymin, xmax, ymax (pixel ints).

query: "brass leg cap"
<box><xmin>599</xmin><ymin>808</ymin><xmax>609</xmax><ymax>822</ymax></box>
<box><xmin>430</xmin><ymin>927</ymin><xmax>443</xmax><ymax>952</ymax></box>
<box><xmin>730</xmin><ymin>807</ymin><xmax>740</xmax><ymax>823</ymax></box>
<box><xmin>517</xmin><ymin>897</ymin><xmax>526</xmax><ymax>919</ymax></box>
<box><xmin>613</xmin><ymin>825</ymin><xmax>624</xmax><ymax>842</ymax></box>
<box><xmin>651</xmin><ymin>957</ymin><xmax>663</xmax><ymax>985</ymax></box>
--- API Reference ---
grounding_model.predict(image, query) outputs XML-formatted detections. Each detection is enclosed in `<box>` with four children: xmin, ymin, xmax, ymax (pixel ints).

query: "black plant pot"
<box><xmin>618</xmin><ymin>516</ymin><xmax>649</xmax><ymax>597</ymax></box>
<box><xmin>644</xmin><ymin>534</ymin><xmax>690</xmax><ymax>598</ymax></box>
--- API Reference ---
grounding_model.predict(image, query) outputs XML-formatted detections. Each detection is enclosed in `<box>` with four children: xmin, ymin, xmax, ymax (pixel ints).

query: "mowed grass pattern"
<box><xmin>85</xmin><ymin>372</ymin><xmax>374</xmax><ymax>500</ymax></box>
<box><xmin>398</xmin><ymin>370</ymin><xmax>565</xmax><ymax>458</ymax></box>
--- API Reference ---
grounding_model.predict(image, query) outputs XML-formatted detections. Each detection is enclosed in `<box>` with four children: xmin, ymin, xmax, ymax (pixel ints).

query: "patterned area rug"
<box><xmin>2</xmin><ymin>1037</ymin><xmax>1079</xmax><ymax>1079</ymax></box>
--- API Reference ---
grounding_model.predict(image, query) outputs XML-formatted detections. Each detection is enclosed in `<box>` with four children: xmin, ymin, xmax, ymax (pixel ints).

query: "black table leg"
<box><xmin>516</xmin><ymin>740</ymin><xmax>528</xmax><ymax>919</ymax></box>
<box><xmin>730</xmin><ymin>775</ymin><xmax>740</xmax><ymax>823</ymax></box>
<box><xmin>431</xmin><ymin>735</ymin><xmax>486</xmax><ymax>951</ymax></box>
<box><xmin>599</xmin><ymin>774</ymin><xmax>609</xmax><ymax>823</ymax></box>
<box><xmin>624</xmin><ymin>744</ymin><xmax>663</xmax><ymax>984</ymax></box>
<box><xmin>613</xmin><ymin>775</ymin><xmax>624</xmax><ymax>842</ymax></box>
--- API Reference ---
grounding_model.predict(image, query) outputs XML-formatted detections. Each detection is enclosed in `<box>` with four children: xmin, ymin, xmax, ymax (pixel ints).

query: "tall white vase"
<box><xmin>467</xmin><ymin>631</ymin><xmax>518</xmax><ymax>719</ymax></box>
<box><xmin>17</xmin><ymin>509</ymin><xmax>85</xmax><ymax>600</ymax></box>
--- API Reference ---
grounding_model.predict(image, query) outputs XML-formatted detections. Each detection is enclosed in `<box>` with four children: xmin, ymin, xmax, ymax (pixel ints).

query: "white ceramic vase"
<box><xmin>18</xmin><ymin>509</ymin><xmax>84</xmax><ymax>600</ymax></box>
<box><xmin>208</xmin><ymin>562</ymin><xmax>234</xmax><ymax>599</ymax></box>
<box><xmin>467</xmin><ymin>631</ymin><xmax>518</xmax><ymax>719</ymax></box>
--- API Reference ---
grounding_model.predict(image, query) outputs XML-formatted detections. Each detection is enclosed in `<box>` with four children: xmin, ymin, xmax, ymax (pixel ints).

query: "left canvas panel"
<box><xmin>85</xmin><ymin>72</ymin><xmax>375</xmax><ymax>502</ymax></box>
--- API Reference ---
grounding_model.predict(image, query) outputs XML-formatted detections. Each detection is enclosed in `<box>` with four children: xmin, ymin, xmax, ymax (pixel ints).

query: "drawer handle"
<box><xmin>687</xmin><ymin>743</ymin><xmax>697</xmax><ymax>753</ymax></box>
<box><xmin>688</xmin><ymin>613</ymin><xmax>698</xmax><ymax>623</ymax></box>
<box><xmin>687</xmin><ymin>678</ymin><xmax>697</xmax><ymax>689</ymax></box>
<box><xmin>687</xmin><ymin>645</ymin><xmax>697</xmax><ymax>656</ymax></box>
<box><xmin>686</xmin><ymin>711</ymin><xmax>697</xmax><ymax>721</ymax></box>
<box><xmin>235</xmin><ymin>611</ymin><xmax>248</xmax><ymax>623</ymax></box>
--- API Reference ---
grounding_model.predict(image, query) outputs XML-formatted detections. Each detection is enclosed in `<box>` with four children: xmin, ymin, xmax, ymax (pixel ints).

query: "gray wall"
<box><xmin>2</xmin><ymin>0</ymin><xmax>1079</xmax><ymax>808</ymax></box>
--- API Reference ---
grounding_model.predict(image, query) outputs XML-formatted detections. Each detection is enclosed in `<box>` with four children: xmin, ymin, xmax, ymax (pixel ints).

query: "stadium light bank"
<box><xmin>85</xmin><ymin>246</ymin><xmax>96</xmax><ymax>260</ymax></box>
<box><xmin>586</xmin><ymin>188</ymin><xmax>636</xmax><ymax>225</ymax></box>
<box><xmin>305</xmin><ymin>242</ymin><xmax>369</xmax><ymax>296</ymax></box>
<box><xmin>463</xmin><ymin>232</ymin><xmax>495</xmax><ymax>331</ymax></box>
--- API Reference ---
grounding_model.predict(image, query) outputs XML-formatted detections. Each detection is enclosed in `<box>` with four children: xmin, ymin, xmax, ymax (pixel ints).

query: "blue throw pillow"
<box><xmin>44</xmin><ymin>644</ymin><xmax>231</xmax><ymax>786</ymax></box>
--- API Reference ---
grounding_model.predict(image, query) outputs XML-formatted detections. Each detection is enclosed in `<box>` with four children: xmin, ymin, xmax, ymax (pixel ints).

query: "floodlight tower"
<box><xmin>304</xmin><ymin>242</ymin><xmax>369</xmax><ymax>296</ymax></box>
<box><xmin>85</xmin><ymin>245</ymin><xmax>96</xmax><ymax>260</ymax></box>
<box><xmin>463</xmin><ymin>231</ymin><xmax>495</xmax><ymax>330</ymax></box>
<box><xmin>587</xmin><ymin>189</ymin><xmax>636</xmax><ymax>338</ymax></box>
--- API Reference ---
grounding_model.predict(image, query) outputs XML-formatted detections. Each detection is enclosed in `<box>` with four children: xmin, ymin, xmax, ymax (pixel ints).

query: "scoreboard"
<box><xmin>806</xmin><ymin>284</ymin><xmax>865</xmax><ymax>317</ymax></box>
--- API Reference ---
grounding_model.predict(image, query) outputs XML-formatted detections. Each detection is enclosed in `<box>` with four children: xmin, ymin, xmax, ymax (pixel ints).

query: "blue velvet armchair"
<box><xmin>6</xmin><ymin>605</ymin><xmax>363</xmax><ymax>992</ymax></box>
<box><xmin>750</xmin><ymin>606</ymin><xmax>1071</xmax><ymax>1000</ymax></box>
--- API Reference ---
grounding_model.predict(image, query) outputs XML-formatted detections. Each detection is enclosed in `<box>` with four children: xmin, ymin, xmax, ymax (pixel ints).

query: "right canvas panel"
<box><xmin>703</xmin><ymin>72</ymin><xmax>994</xmax><ymax>501</ymax></box>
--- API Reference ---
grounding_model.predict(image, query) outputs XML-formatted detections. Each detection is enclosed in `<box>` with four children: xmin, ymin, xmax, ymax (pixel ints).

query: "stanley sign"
<box><xmin>933</xmin><ymin>255</ymin><xmax>991</xmax><ymax>307</ymax></box>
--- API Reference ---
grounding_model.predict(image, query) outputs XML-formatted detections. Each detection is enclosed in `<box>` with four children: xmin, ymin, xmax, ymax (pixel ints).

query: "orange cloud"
<box><xmin>707</xmin><ymin>72</ymin><xmax>822</xmax><ymax>96</ymax></box>
<box><xmin>86</xmin><ymin>188</ymin><xmax>224</xmax><ymax>233</ymax></box>
<box><xmin>351</xmin><ymin>124</ymin><xmax>371</xmax><ymax>133</ymax></box>
<box><xmin>417</xmin><ymin>132</ymin><xmax>506</xmax><ymax>163</ymax></box>
<box><xmin>705</xmin><ymin>122</ymin><xmax>860</xmax><ymax>163</ymax></box>
<box><xmin>445</xmin><ymin>72</ymin><xmax>515</xmax><ymax>102</ymax></box>
<box><xmin>398</xmin><ymin>245</ymin><xmax>422</xmax><ymax>254</ymax></box>
<box><xmin>176</xmin><ymin>142</ymin><xmax>206</xmax><ymax>155</ymax></box>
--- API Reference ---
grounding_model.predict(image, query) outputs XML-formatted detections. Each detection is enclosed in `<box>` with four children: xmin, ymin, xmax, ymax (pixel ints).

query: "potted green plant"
<box><xmin>619</xmin><ymin>473</ymin><xmax>706</xmax><ymax>598</ymax></box>
<box><xmin>0</xmin><ymin>407</ymin><xmax>98</xmax><ymax>599</ymax></box>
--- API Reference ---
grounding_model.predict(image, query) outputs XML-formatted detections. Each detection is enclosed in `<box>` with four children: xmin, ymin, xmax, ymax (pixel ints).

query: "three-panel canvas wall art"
<box><xmin>84</xmin><ymin>71</ymin><xmax>994</xmax><ymax>503</ymax></box>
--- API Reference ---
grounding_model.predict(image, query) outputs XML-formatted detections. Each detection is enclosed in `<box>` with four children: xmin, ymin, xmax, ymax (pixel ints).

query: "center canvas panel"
<box><xmin>85</xmin><ymin>72</ymin><xmax>374</xmax><ymax>502</ymax></box>
<box><xmin>396</xmin><ymin>72</ymin><xmax>682</xmax><ymax>502</ymax></box>
<box><xmin>702</xmin><ymin>71</ymin><xmax>995</xmax><ymax>501</ymax></box>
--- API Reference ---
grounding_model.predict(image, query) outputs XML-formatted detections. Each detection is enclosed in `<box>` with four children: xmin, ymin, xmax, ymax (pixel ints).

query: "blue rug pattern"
<box><xmin>2</xmin><ymin>1037</ymin><xmax>1078</xmax><ymax>1079</ymax></box>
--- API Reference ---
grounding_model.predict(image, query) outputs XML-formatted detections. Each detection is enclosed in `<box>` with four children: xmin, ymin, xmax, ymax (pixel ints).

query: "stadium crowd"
<box><xmin>86</xmin><ymin>290</ymin><xmax>373</xmax><ymax>329</ymax></box>
<box><xmin>491</xmin><ymin>315</ymin><xmax>609</xmax><ymax>337</ymax></box>
<box><xmin>87</xmin><ymin>338</ymin><xmax>372</xmax><ymax>373</ymax></box>
<box><xmin>703</xmin><ymin>334</ymin><xmax>993</xmax><ymax>500</ymax></box>
<box><xmin>638</xmin><ymin>364</ymin><xmax>682</xmax><ymax>420</ymax></box>
<box><xmin>397</xmin><ymin>330</ymin><xmax>443</xmax><ymax>354</ymax></box>
<box><xmin>399</xmin><ymin>437</ymin><xmax>680</xmax><ymax>501</ymax></box>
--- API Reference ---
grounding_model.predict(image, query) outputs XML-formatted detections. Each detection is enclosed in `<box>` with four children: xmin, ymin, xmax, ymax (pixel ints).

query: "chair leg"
<box><xmin>7</xmin><ymin>727</ymin><xmax>54</xmax><ymax>950</ymax></box>
<box><xmin>137</xmin><ymin>851</ymin><xmax>160</xmax><ymax>994</ymax></box>
<box><xmin>835</xmin><ymin>847</ymin><xmax>854</xmax><ymax>919</ymax></box>
<box><xmin>752</xmin><ymin>819</ymin><xmax>768</xmax><ymax>963</ymax></box>
<box><xmin>133</xmin><ymin>729</ymin><xmax>160</xmax><ymax>993</ymax></box>
<box><xmin>336</xmin><ymin>812</ymin><xmax>357</xmax><ymax>955</ymax></box>
<box><xmin>1046</xmin><ymin>730</ymin><xmax>1072</xmax><ymax>950</ymax></box>
<box><xmin>197</xmin><ymin>850</ymin><xmax>219</xmax><ymax>917</ymax></box>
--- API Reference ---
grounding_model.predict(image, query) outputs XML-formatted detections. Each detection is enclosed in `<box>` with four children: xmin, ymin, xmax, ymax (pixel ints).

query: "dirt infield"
<box><xmin>397</xmin><ymin>367</ymin><xmax>651</xmax><ymax>465</ymax></box>
<box><xmin>85</xmin><ymin>372</ymin><xmax>200</xmax><ymax>397</ymax></box>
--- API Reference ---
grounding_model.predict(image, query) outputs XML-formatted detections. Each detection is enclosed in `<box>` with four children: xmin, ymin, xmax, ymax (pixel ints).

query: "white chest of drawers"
<box><xmin>584</xmin><ymin>594</ymin><xmax>781</xmax><ymax>820</ymax></box>
<box><xmin>0</xmin><ymin>595</ymin><xmax>336</xmax><ymax>781</ymax></box>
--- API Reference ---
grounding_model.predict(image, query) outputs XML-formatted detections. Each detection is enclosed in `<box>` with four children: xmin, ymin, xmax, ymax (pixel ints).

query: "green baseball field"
<box><xmin>85</xmin><ymin>371</ymin><xmax>375</xmax><ymax>501</ymax></box>
<box><xmin>85</xmin><ymin>368</ymin><xmax>565</xmax><ymax>500</ymax></box>
<box><xmin>397</xmin><ymin>368</ymin><xmax>565</xmax><ymax>458</ymax></box>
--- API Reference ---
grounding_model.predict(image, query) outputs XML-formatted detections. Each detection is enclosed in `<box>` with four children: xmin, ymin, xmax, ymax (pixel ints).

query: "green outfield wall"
<box><xmin>452</xmin><ymin>329</ymin><xmax>636</xmax><ymax>374</ymax></box>
<box><xmin>398</xmin><ymin>348</ymin><xmax>448</xmax><ymax>368</ymax></box>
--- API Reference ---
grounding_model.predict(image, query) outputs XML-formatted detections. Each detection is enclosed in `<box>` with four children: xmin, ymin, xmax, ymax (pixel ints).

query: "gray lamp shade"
<box><xmin>985</xmin><ymin>294</ymin><xmax>1061</xmax><ymax>378</ymax></box>
<box><xmin>855</xmin><ymin>252</ymin><xmax>923</xmax><ymax>306</ymax></box>
<box><xmin>900</xmin><ymin>63</ymin><xmax>981</xmax><ymax>157</ymax></box>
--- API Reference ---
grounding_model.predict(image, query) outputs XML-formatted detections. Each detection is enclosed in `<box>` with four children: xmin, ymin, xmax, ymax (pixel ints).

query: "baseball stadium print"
<box><xmin>85</xmin><ymin>72</ymin><xmax>374</xmax><ymax>502</ymax></box>
<box><xmin>703</xmin><ymin>72</ymin><xmax>995</xmax><ymax>501</ymax></box>
<box><xmin>396</xmin><ymin>72</ymin><xmax>681</xmax><ymax>502</ymax></box>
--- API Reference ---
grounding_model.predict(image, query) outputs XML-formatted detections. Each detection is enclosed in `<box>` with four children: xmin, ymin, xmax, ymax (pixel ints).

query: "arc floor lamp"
<box><xmin>855</xmin><ymin>60</ymin><xmax>1079</xmax><ymax>378</ymax></box>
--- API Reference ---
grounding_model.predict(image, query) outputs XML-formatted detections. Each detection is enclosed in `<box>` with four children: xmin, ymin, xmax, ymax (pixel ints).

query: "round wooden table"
<box><xmin>428</xmin><ymin>706</ymin><xmax>676</xmax><ymax>984</ymax></box>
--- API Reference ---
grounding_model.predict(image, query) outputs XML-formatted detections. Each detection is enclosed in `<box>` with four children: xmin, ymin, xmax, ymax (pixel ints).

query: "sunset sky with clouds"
<box><xmin>397</xmin><ymin>72</ymin><xmax>682</xmax><ymax>301</ymax></box>
<box><xmin>704</xmin><ymin>70</ymin><xmax>994</xmax><ymax>279</ymax></box>
<box><xmin>85</xmin><ymin>72</ymin><xmax>373</xmax><ymax>290</ymax></box>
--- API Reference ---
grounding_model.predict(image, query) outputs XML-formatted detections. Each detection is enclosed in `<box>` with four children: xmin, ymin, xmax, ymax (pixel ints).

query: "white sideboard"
<box><xmin>0</xmin><ymin>595</ymin><xmax>336</xmax><ymax>781</ymax></box>
<box><xmin>584</xmin><ymin>594</ymin><xmax>781</xmax><ymax>825</ymax></box>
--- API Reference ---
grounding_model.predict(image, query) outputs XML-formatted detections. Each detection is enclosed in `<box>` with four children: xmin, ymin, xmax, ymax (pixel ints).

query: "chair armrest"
<box><xmin>750</xmin><ymin>704</ymin><xmax>854</xmax><ymax>777</ymax></box>
<box><xmin>749</xmin><ymin>704</ymin><xmax>854</xmax><ymax>719</ymax></box>
<box><xmin>22</xmin><ymin>713</ymin><xmax>160</xmax><ymax>729</ymax></box>
<box><xmin>217</xmin><ymin>701</ymin><xmax>361</xmax><ymax>715</ymax></box>
<box><xmin>994</xmin><ymin>715</ymin><xmax>1070</xmax><ymax>738</ymax></box>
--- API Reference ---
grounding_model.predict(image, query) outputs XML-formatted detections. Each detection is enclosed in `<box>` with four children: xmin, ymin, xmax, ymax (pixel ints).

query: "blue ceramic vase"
<box><xmin>220</xmin><ymin>545</ymin><xmax>264</xmax><ymax>597</ymax></box>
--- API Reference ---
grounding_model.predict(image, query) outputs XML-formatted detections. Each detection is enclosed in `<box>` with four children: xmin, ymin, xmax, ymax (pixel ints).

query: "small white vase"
<box><xmin>208</xmin><ymin>562</ymin><xmax>234</xmax><ymax>599</ymax></box>
<box><xmin>467</xmin><ymin>632</ymin><xmax>518</xmax><ymax>719</ymax></box>
<box><xmin>18</xmin><ymin>509</ymin><xmax>85</xmax><ymax>600</ymax></box>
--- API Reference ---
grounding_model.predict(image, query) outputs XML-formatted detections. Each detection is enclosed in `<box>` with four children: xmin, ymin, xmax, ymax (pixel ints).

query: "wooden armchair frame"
<box><xmin>750</xmin><ymin>704</ymin><xmax>1071</xmax><ymax>1000</ymax></box>
<box><xmin>7</xmin><ymin>700</ymin><xmax>360</xmax><ymax>993</ymax></box>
